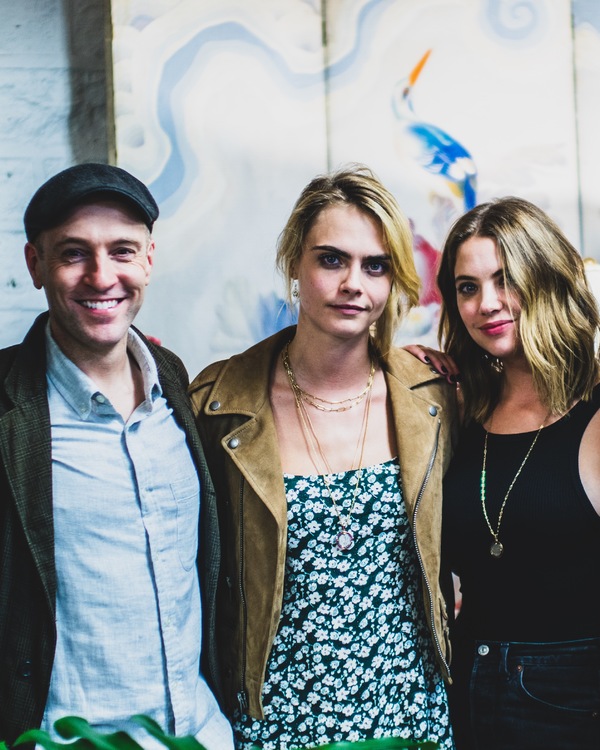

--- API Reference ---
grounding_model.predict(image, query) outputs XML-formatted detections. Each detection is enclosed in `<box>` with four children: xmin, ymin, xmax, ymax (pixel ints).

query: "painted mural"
<box><xmin>111</xmin><ymin>0</ymin><xmax>597</xmax><ymax>375</ymax></box>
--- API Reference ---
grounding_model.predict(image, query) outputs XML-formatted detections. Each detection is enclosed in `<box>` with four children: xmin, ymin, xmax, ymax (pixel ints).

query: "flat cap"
<box><xmin>24</xmin><ymin>163</ymin><xmax>159</xmax><ymax>241</ymax></box>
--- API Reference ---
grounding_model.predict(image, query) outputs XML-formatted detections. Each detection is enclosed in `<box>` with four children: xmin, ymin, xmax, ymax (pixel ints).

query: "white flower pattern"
<box><xmin>234</xmin><ymin>460</ymin><xmax>454</xmax><ymax>749</ymax></box>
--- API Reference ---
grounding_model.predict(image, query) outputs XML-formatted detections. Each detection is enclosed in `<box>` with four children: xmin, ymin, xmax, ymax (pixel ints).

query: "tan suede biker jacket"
<box><xmin>189</xmin><ymin>327</ymin><xmax>456</xmax><ymax>720</ymax></box>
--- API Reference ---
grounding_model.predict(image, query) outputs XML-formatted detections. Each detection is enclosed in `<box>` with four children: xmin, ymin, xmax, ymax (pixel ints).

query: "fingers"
<box><xmin>403</xmin><ymin>344</ymin><xmax>429</xmax><ymax>362</ymax></box>
<box><xmin>402</xmin><ymin>344</ymin><xmax>460</xmax><ymax>384</ymax></box>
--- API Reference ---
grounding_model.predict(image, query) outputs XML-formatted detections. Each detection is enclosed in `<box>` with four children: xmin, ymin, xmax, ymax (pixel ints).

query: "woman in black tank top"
<box><xmin>409</xmin><ymin>197</ymin><xmax>600</xmax><ymax>750</ymax></box>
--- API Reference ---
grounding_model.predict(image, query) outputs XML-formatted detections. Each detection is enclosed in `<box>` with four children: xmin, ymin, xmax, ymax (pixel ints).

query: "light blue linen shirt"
<box><xmin>41</xmin><ymin>325</ymin><xmax>229</xmax><ymax>746</ymax></box>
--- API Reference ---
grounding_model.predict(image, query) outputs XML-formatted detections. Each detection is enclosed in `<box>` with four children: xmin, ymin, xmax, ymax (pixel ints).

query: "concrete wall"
<box><xmin>0</xmin><ymin>0</ymin><xmax>110</xmax><ymax>347</ymax></box>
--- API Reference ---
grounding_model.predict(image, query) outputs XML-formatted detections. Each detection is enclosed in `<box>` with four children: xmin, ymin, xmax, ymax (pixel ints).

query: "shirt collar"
<box><xmin>45</xmin><ymin>323</ymin><xmax>162</xmax><ymax>419</ymax></box>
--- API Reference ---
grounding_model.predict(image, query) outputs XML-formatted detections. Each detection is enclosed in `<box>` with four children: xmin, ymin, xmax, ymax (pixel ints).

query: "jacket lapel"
<box><xmin>201</xmin><ymin>328</ymin><xmax>291</xmax><ymax>529</ymax></box>
<box><xmin>384</xmin><ymin>357</ymin><xmax>442</xmax><ymax>518</ymax></box>
<box><xmin>145</xmin><ymin>336</ymin><xmax>221</xmax><ymax>560</ymax></box>
<box><xmin>0</xmin><ymin>314</ymin><xmax>56</xmax><ymax>609</ymax></box>
<box><xmin>147</xmin><ymin>337</ymin><xmax>222</xmax><ymax>689</ymax></box>
<box><xmin>219</xmin><ymin>401</ymin><xmax>287</xmax><ymax>528</ymax></box>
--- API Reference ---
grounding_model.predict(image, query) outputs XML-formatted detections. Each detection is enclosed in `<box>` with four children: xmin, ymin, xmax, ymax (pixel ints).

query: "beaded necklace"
<box><xmin>480</xmin><ymin>415</ymin><xmax>548</xmax><ymax>558</ymax></box>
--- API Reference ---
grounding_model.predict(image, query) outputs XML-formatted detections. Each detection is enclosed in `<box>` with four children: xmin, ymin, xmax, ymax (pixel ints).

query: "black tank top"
<box><xmin>443</xmin><ymin>386</ymin><xmax>600</xmax><ymax>643</ymax></box>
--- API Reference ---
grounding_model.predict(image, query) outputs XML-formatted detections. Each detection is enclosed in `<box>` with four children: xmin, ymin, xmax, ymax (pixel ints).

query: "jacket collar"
<box><xmin>200</xmin><ymin>327</ymin><xmax>295</xmax><ymax>418</ymax></box>
<box><xmin>3</xmin><ymin>312</ymin><xmax>49</xmax><ymax>406</ymax></box>
<box><xmin>200</xmin><ymin>325</ymin><xmax>443</xmax><ymax>414</ymax></box>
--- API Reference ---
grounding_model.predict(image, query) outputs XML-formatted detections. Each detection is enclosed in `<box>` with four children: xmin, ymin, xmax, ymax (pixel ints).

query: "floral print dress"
<box><xmin>234</xmin><ymin>459</ymin><xmax>453</xmax><ymax>750</ymax></box>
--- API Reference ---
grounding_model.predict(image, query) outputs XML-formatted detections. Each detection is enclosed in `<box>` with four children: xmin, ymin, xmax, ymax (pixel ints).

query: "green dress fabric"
<box><xmin>234</xmin><ymin>459</ymin><xmax>454</xmax><ymax>749</ymax></box>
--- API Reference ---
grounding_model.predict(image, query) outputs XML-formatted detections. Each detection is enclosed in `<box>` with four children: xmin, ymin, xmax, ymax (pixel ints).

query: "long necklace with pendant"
<box><xmin>282</xmin><ymin>343</ymin><xmax>374</xmax><ymax>552</ymax></box>
<box><xmin>480</xmin><ymin>415</ymin><xmax>547</xmax><ymax>558</ymax></box>
<box><xmin>295</xmin><ymin>385</ymin><xmax>372</xmax><ymax>552</ymax></box>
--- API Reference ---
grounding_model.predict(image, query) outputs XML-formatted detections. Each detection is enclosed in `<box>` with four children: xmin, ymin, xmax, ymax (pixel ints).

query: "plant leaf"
<box><xmin>130</xmin><ymin>716</ymin><xmax>206</xmax><ymax>750</ymax></box>
<box><xmin>11</xmin><ymin>714</ymin><xmax>438</xmax><ymax>750</ymax></box>
<box><xmin>53</xmin><ymin>717</ymin><xmax>143</xmax><ymax>750</ymax></box>
<box><xmin>14</xmin><ymin>728</ymin><xmax>95</xmax><ymax>750</ymax></box>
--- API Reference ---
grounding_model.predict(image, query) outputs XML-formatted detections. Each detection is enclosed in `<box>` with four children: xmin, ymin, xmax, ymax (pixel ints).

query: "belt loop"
<box><xmin>500</xmin><ymin>642</ymin><xmax>509</xmax><ymax>678</ymax></box>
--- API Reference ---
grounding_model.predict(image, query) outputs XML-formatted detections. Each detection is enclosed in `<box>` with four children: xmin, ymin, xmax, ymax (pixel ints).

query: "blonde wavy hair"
<box><xmin>276</xmin><ymin>164</ymin><xmax>420</xmax><ymax>354</ymax></box>
<box><xmin>437</xmin><ymin>196</ymin><xmax>600</xmax><ymax>423</ymax></box>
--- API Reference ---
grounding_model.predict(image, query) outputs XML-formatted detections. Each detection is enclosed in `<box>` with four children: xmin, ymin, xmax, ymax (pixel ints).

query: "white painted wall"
<box><xmin>0</xmin><ymin>0</ymin><xmax>109</xmax><ymax>348</ymax></box>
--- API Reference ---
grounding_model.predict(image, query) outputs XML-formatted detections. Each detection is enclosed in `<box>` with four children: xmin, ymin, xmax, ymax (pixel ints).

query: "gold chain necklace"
<box><xmin>282</xmin><ymin>343</ymin><xmax>375</xmax><ymax>412</ymax></box>
<box><xmin>480</xmin><ymin>415</ymin><xmax>547</xmax><ymax>558</ymax></box>
<box><xmin>282</xmin><ymin>346</ymin><xmax>373</xmax><ymax>551</ymax></box>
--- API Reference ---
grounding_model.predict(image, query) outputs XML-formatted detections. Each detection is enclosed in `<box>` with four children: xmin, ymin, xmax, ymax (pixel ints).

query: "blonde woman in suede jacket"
<box><xmin>190</xmin><ymin>166</ymin><xmax>457</xmax><ymax>750</ymax></box>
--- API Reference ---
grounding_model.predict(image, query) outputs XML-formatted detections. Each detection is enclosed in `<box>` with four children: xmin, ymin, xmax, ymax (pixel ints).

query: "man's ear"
<box><xmin>24</xmin><ymin>242</ymin><xmax>44</xmax><ymax>290</ymax></box>
<box><xmin>145</xmin><ymin>239</ymin><xmax>155</xmax><ymax>285</ymax></box>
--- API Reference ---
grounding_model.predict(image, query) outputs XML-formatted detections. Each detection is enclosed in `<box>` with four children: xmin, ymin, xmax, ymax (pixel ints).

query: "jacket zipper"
<box><xmin>237</xmin><ymin>476</ymin><xmax>249</xmax><ymax>714</ymax></box>
<box><xmin>411</xmin><ymin>417</ymin><xmax>450</xmax><ymax>676</ymax></box>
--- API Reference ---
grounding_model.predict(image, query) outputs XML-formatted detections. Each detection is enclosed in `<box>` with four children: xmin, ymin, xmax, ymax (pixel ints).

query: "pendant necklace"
<box><xmin>282</xmin><ymin>343</ymin><xmax>374</xmax><ymax>551</ymax></box>
<box><xmin>480</xmin><ymin>413</ymin><xmax>547</xmax><ymax>558</ymax></box>
<box><xmin>293</xmin><ymin>381</ymin><xmax>372</xmax><ymax>552</ymax></box>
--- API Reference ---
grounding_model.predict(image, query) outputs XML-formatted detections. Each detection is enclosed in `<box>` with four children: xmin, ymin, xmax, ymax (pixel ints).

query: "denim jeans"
<box><xmin>448</xmin><ymin>637</ymin><xmax>600</xmax><ymax>750</ymax></box>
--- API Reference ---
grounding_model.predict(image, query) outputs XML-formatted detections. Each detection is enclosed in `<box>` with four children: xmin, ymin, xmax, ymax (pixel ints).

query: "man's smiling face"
<box><xmin>25</xmin><ymin>199</ymin><xmax>154</xmax><ymax>364</ymax></box>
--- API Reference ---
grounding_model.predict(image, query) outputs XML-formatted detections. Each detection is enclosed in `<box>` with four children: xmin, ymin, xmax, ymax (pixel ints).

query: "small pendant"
<box><xmin>335</xmin><ymin>529</ymin><xmax>354</xmax><ymax>552</ymax></box>
<box><xmin>490</xmin><ymin>541</ymin><xmax>504</xmax><ymax>558</ymax></box>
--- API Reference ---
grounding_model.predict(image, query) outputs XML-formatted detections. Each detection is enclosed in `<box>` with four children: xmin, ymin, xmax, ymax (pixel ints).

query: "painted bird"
<box><xmin>392</xmin><ymin>49</ymin><xmax>477</xmax><ymax>213</ymax></box>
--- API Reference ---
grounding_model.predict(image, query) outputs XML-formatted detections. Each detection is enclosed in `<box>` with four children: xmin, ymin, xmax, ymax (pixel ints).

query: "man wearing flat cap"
<box><xmin>0</xmin><ymin>164</ymin><xmax>233</xmax><ymax>749</ymax></box>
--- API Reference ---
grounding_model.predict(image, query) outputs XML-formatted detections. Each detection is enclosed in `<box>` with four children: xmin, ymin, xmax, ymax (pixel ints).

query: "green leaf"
<box><xmin>15</xmin><ymin>718</ymin><xmax>144</xmax><ymax>750</ymax></box>
<box><xmin>130</xmin><ymin>716</ymin><xmax>206</xmax><ymax>750</ymax></box>
<box><xmin>54</xmin><ymin>717</ymin><xmax>143</xmax><ymax>750</ymax></box>
<box><xmin>14</xmin><ymin>727</ymin><xmax>94</xmax><ymax>750</ymax></box>
<box><xmin>11</xmin><ymin>714</ymin><xmax>438</xmax><ymax>750</ymax></box>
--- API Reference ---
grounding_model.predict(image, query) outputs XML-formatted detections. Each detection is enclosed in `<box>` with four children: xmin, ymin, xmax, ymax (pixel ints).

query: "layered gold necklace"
<box><xmin>480</xmin><ymin>413</ymin><xmax>548</xmax><ymax>558</ymax></box>
<box><xmin>282</xmin><ymin>342</ymin><xmax>375</xmax><ymax>552</ymax></box>
<box><xmin>282</xmin><ymin>343</ymin><xmax>375</xmax><ymax>413</ymax></box>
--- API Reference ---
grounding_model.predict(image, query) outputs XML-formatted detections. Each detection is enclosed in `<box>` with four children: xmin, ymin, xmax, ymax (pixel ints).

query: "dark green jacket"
<box><xmin>0</xmin><ymin>313</ymin><xmax>222</xmax><ymax>744</ymax></box>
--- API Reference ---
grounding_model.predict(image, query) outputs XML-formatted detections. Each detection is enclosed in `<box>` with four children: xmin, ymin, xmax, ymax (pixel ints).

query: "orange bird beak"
<box><xmin>408</xmin><ymin>49</ymin><xmax>432</xmax><ymax>88</ymax></box>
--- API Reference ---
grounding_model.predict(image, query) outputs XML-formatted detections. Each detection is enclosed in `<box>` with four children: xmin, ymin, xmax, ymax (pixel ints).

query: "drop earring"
<box><xmin>292</xmin><ymin>279</ymin><xmax>299</xmax><ymax>299</ymax></box>
<box><xmin>483</xmin><ymin>353</ymin><xmax>504</xmax><ymax>373</ymax></box>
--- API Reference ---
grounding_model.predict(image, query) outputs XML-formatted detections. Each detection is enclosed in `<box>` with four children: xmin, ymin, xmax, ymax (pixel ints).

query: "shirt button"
<box><xmin>209</xmin><ymin>401</ymin><xmax>221</xmax><ymax>411</ymax></box>
<box><xmin>19</xmin><ymin>659</ymin><xmax>33</xmax><ymax>679</ymax></box>
<box><xmin>228</xmin><ymin>437</ymin><xmax>240</xmax><ymax>449</ymax></box>
<box><xmin>95</xmin><ymin>394</ymin><xmax>106</xmax><ymax>404</ymax></box>
<box><xmin>477</xmin><ymin>644</ymin><xmax>490</xmax><ymax>656</ymax></box>
<box><xmin>429</xmin><ymin>406</ymin><xmax>438</xmax><ymax>416</ymax></box>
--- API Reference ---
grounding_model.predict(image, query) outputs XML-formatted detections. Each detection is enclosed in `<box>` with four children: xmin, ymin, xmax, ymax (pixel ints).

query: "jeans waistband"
<box><xmin>474</xmin><ymin>636</ymin><xmax>600</xmax><ymax>662</ymax></box>
<box><xmin>475</xmin><ymin>638</ymin><xmax>600</xmax><ymax>673</ymax></box>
